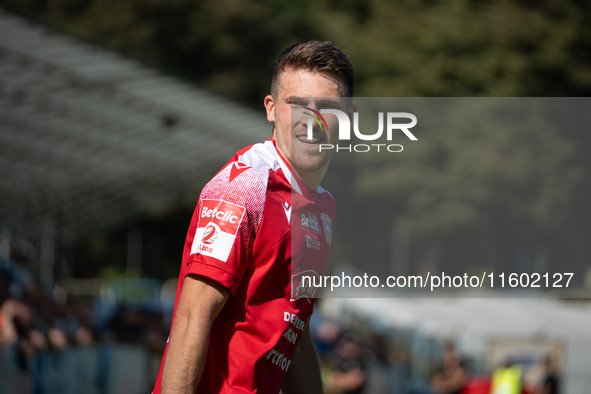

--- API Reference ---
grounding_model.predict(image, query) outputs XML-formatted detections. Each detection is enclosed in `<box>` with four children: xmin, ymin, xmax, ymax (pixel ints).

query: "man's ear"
<box><xmin>264</xmin><ymin>95</ymin><xmax>275</xmax><ymax>122</ymax></box>
<box><xmin>347</xmin><ymin>102</ymin><xmax>357</xmax><ymax>118</ymax></box>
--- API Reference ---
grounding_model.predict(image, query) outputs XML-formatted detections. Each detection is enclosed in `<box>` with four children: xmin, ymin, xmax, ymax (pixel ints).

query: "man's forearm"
<box><xmin>161</xmin><ymin>312</ymin><xmax>211</xmax><ymax>393</ymax></box>
<box><xmin>160</xmin><ymin>275</ymin><xmax>229</xmax><ymax>394</ymax></box>
<box><xmin>281</xmin><ymin>324</ymin><xmax>323</xmax><ymax>394</ymax></box>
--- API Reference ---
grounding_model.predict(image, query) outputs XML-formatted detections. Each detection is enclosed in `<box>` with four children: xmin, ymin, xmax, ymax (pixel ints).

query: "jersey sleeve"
<box><xmin>184</xmin><ymin>163</ymin><xmax>268</xmax><ymax>294</ymax></box>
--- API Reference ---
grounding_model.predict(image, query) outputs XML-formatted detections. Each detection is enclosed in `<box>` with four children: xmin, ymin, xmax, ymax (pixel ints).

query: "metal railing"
<box><xmin>0</xmin><ymin>343</ymin><xmax>161</xmax><ymax>394</ymax></box>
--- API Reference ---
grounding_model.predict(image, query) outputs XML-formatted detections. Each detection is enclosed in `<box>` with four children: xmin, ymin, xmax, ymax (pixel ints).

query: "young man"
<box><xmin>153</xmin><ymin>40</ymin><xmax>355</xmax><ymax>394</ymax></box>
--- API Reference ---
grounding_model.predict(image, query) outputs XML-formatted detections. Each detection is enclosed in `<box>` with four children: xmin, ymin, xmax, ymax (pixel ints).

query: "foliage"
<box><xmin>3</xmin><ymin>0</ymin><xmax>590</xmax><ymax>275</ymax></box>
<box><xmin>5</xmin><ymin>0</ymin><xmax>591</xmax><ymax>101</ymax></box>
<box><xmin>349</xmin><ymin>98</ymin><xmax>581</xmax><ymax>239</ymax></box>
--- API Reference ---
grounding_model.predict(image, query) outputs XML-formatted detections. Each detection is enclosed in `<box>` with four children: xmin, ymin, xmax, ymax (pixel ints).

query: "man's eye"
<box><xmin>291</xmin><ymin>100</ymin><xmax>305</xmax><ymax>107</ymax></box>
<box><xmin>318</xmin><ymin>103</ymin><xmax>339</xmax><ymax>110</ymax></box>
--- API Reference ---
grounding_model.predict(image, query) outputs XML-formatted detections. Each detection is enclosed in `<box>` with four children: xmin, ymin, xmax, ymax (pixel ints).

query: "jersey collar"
<box><xmin>267</xmin><ymin>139</ymin><xmax>317</xmax><ymax>200</ymax></box>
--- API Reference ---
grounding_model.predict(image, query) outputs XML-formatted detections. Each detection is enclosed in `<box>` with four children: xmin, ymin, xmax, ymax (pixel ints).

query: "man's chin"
<box><xmin>291</xmin><ymin>155</ymin><xmax>330</xmax><ymax>174</ymax></box>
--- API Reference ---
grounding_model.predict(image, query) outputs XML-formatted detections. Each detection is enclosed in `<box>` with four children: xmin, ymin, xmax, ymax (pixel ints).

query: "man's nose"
<box><xmin>306</xmin><ymin>101</ymin><xmax>318</xmax><ymax>111</ymax></box>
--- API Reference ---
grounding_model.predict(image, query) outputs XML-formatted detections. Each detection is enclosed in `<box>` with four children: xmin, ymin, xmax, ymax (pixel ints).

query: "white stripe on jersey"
<box><xmin>231</xmin><ymin>140</ymin><xmax>331</xmax><ymax>197</ymax></box>
<box><xmin>232</xmin><ymin>140</ymin><xmax>303</xmax><ymax>196</ymax></box>
<box><xmin>235</xmin><ymin>140</ymin><xmax>281</xmax><ymax>172</ymax></box>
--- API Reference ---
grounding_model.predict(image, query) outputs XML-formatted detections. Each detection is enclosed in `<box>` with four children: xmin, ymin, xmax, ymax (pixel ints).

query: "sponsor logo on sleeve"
<box><xmin>264</xmin><ymin>348</ymin><xmax>292</xmax><ymax>372</ymax></box>
<box><xmin>190</xmin><ymin>199</ymin><xmax>245</xmax><ymax>262</ymax></box>
<box><xmin>283</xmin><ymin>312</ymin><xmax>306</xmax><ymax>331</ymax></box>
<box><xmin>290</xmin><ymin>270</ymin><xmax>320</xmax><ymax>301</ymax></box>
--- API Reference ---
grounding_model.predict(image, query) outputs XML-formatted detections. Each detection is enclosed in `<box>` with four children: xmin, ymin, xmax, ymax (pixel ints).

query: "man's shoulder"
<box><xmin>199</xmin><ymin>141</ymin><xmax>283</xmax><ymax>207</ymax></box>
<box><xmin>227</xmin><ymin>140</ymin><xmax>282</xmax><ymax>175</ymax></box>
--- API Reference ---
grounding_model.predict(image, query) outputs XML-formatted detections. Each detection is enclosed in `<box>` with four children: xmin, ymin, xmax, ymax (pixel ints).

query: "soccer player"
<box><xmin>153</xmin><ymin>40</ymin><xmax>355</xmax><ymax>394</ymax></box>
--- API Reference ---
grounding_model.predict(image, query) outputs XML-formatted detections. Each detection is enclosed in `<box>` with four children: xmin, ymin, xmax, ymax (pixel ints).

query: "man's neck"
<box><xmin>291</xmin><ymin>166</ymin><xmax>327</xmax><ymax>191</ymax></box>
<box><xmin>273</xmin><ymin>143</ymin><xmax>327</xmax><ymax>190</ymax></box>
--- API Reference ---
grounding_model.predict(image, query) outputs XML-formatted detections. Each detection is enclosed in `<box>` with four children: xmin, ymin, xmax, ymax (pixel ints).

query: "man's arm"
<box><xmin>161</xmin><ymin>274</ymin><xmax>230</xmax><ymax>393</ymax></box>
<box><xmin>281</xmin><ymin>320</ymin><xmax>323</xmax><ymax>394</ymax></box>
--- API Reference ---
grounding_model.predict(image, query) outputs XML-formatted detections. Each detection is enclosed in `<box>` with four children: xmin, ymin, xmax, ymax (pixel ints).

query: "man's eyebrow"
<box><xmin>286</xmin><ymin>96</ymin><xmax>308</xmax><ymax>103</ymax></box>
<box><xmin>317</xmin><ymin>98</ymin><xmax>342</xmax><ymax>106</ymax></box>
<box><xmin>286</xmin><ymin>97</ymin><xmax>341</xmax><ymax>104</ymax></box>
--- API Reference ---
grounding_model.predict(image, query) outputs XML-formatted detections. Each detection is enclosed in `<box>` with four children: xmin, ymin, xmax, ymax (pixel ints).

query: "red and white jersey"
<box><xmin>153</xmin><ymin>139</ymin><xmax>335</xmax><ymax>394</ymax></box>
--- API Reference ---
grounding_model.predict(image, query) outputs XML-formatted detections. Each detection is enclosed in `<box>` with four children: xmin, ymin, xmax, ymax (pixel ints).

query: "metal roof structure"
<box><xmin>0</xmin><ymin>8</ymin><xmax>270</xmax><ymax>242</ymax></box>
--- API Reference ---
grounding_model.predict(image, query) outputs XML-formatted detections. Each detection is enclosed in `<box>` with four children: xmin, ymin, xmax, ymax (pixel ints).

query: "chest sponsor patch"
<box><xmin>190</xmin><ymin>199</ymin><xmax>245</xmax><ymax>262</ymax></box>
<box><xmin>299</xmin><ymin>209</ymin><xmax>321</xmax><ymax>235</ymax></box>
<box><xmin>305</xmin><ymin>235</ymin><xmax>321</xmax><ymax>250</ymax></box>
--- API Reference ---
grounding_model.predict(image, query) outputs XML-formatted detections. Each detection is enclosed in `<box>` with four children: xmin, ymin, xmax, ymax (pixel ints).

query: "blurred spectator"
<box><xmin>0</xmin><ymin>232</ymin><xmax>176</xmax><ymax>393</ymax></box>
<box><xmin>325</xmin><ymin>331</ymin><xmax>367</xmax><ymax>394</ymax></box>
<box><xmin>75</xmin><ymin>325</ymin><xmax>94</xmax><ymax>347</ymax></box>
<box><xmin>315</xmin><ymin>320</ymin><xmax>340</xmax><ymax>357</ymax></box>
<box><xmin>539</xmin><ymin>356</ymin><xmax>559</xmax><ymax>394</ymax></box>
<box><xmin>430</xmin><ymin>342</ymin><xmax>468</xmax><ymax>394</ymax></box>
<box><xmin>106</xmin><ymin>306</ymin><xmax>167</xmax><ymax>352</ymax></box>
<box><xmin>47</xmin><ymin>327</ymin><xmax>68</xmax><ymax>351</ymax></box>
<box><xmin>491</xmin><ymin>359</ymin><xmax>522</xmax><ymax>394</ymax></box>
<box><xmin>366</xmin><ymin>334</ymin><xmax>390</xmax><ymax>366</ymax></box>
<box><xmin>0</xmin><ymin>298</ymin><xmax>19</xmax><ymax>345</ymax></box>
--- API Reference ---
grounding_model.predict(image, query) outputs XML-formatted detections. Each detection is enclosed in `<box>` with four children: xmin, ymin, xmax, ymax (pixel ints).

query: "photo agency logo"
<box><xmin>303</xmin><ymin>104</ymin><xmax>418</xmax><ymax>153</ymax></box>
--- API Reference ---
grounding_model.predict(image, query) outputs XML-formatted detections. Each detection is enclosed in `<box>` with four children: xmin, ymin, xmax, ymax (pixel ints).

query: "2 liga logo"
<box><xmin>191</xmin><ymin>199</ymin><xmax>245</xmax><ymax>262</ymax></box>
<box><xmin>201</xmin><ymin>223</ymin><xmax>220</xmax><ymax>245</ymax></box>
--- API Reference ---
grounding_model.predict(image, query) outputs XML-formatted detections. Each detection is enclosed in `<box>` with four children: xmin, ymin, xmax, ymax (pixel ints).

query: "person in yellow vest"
<box><xmin>491</xmin><ymin>361</ymin><xmax>522</xmax><ymax>394</ymax></box>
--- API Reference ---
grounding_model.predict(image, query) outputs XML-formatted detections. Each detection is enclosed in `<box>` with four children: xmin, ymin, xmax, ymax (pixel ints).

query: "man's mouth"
<box><xmin>296</xmin><ymin>135</ymin><xmax>324</xmax><ymax>144</ymax></box>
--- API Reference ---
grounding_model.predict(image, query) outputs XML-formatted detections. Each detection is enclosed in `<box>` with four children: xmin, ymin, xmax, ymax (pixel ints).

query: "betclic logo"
<box><xmin>191</xmin><ymin>199</ymin><xmax>245</xmax><ymax>262</ymax></box>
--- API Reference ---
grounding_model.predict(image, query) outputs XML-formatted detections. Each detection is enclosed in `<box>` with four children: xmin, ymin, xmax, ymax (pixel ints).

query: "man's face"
<box><xmin>265</xmin><ymin>68</ymin><xmax>346</xmax><ymax>182</ymax></box>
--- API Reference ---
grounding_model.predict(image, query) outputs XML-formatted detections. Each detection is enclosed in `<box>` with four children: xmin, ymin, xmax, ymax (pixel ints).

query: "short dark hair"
<box><xmin>271</xmin><ymin>40</ymin><xmax>354</xmax><ymax>98</ymax></box>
